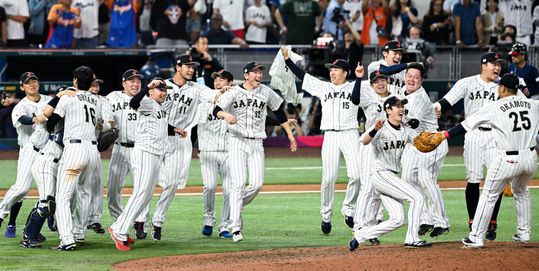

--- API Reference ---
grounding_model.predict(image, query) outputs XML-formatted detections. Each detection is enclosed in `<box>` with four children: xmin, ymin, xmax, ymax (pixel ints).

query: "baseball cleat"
<box><xmin>126</xmin><ymin>235</ymin><xmax>135</xmax><ymax>245</ymax></box>
<box><xmin>47</xmin><ymin>216</ymin><xmax>57</xmax><ymax>232</ymax></box>
<box><xmin>344</xmin><ymin>216</ymin><xmax>354</xmax><ymax>228</ymax></box>
<box><xmin>5</xmin><ymin>225</ymin><xmax>16</xmax><ymax>238</ymax></box>
<box><xmin>55</xmin><ymin>243</ymin><xmax>76</xmax><ymax>251</ymax></box>
<box><xmin>486</xmin><ymin>222</ymin><xmax>497</xmax><ymax>241</ymax></box>
<box><xmin>219</xmin><ymin>231</ymin><xmax>233</xmax><ymax>238</ymax></box>
<box><xmin>108</xmin><ymin>227</ymin><xmax>131</xmax><ymax>251</ymax></box>
<box><xmin>418</xmin><ymin>224</ymin><xmax>434</xmax><ymax>236</ymax></box>
<box><xmin>512</xmin><ymin>234</ymin><xmax>529</xmax><ymax>244</ymax></box>
<box><xmin>349</xmin><ymin>238</ymin><xmax>359</xmax><ymax>251</ymax></box>
<box><xmin>368</xmin><ymin>238</ymin><xmax>380</xmax><ymax>246</ymax></box>
<box><xmin>87</xmin><ymin>223</ymin><xmax>105</xmax><ymax>234</ymax></box>
<box><xmin>462</xmin><ymin>237</ymin><xmax>483</xmax><ymax>249</ymax></box>
<box><xmin>430</xmin><ymin>227</ymin><xmax>449</xmax><ymax>238</ymax></box>
<box><xmin>134</xmin><ymin>222</ymin><xmax>147</xmax><ymax>239</ymax></box>
<box><xmin>152</xmin><ymin>225</ymin><xmax>162</xmax><ymax>241</ymax></box>
<box><xmin>20</xmin><ymin>238</ymin><xmax>42</xmax><ymax>249</ymax></box>
<box><xmin>36</xmin><ymin>233</ymin><xmax>47</xmax><ymax>243</ymax></box>
<box><xmin>321</xmin><ymin>221</ymin><xmax>332</xmax><ymax>235</ymax></box>
<box><xmin>232</xmin><ymin>231</ymin><xmax>243</xmax><ymax>242</ymax></box>
<box><xmin>404</xmin><ymin>240</ymin><xmax>432</xmax><ymax>248</ymax></box>
<box><xmin>202</xmin><ymin>225</ymin><xmax>213</xmax><ymax>236</ymax></box>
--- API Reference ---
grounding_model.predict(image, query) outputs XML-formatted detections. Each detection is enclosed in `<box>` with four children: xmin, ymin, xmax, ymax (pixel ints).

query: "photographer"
<box><xmin>361</xmin><ymin>0</ymin><xmax>390</xmax><ymax>46</ymax></box>
<box><xmin>188</xmin><ymin>35</ymin><xmax>224</xmax><ymax>88</ymax></box>
<box><xmin>401</xmin><ymin>26</ymin><xmax>435</xmax><ymax>77</ymax></box>
<box><xmin>333</xmin><ymin>18</ymin><xmax>364</xmax><ymax>79</ymax></box>
<box><xmin>323</xmin><ymin>0</ymin><xmax>347</xmax><ymax>42</ymax></box>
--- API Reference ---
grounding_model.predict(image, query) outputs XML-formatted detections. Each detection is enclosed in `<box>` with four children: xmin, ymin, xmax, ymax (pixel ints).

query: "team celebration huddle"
<box><xmin>0</xmin><ymin>42</ymin><xmax>537</xmax><ymax>253</ymax></box>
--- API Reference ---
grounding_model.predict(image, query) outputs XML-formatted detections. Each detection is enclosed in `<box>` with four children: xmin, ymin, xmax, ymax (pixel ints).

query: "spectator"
<box><xmin>138</xmin><ymin>0</ymin><xmax>154</xmax><ymax>46</ymax></box>
<box><xmin>343</xmin><ymin>0</ymin><xmax>363</xmax><ymax>33</ymax></box>
<box><xmin>534</xmin><ymin>4</ymin><xmax>539</xmax><ymax>45</ymax></box>
<box><xmin>390</xmin><ymin>0</ymin><xmax>420</xmax><ymax>40</ymax></box>
<box><xmin>45</xmin><ymin>0</ymin><xmax>81</xmax><ymax>49</ymax></box>
<box><xmin>0</xmin><ymin>6</ymin><xmax>6</xmax><ymax>47</ymax></box>
<box><xmin>213</xmin><ymin>0</ymin><xmax>246</xmax><ymax>39</ymax></box>
<box><xmin>150</xmin><ymin>0</ymin><xmax>195</xmax><ymax>47</ymax></box>
<box><xmin>245</xmin><ymin>0</ymin><xmax>272</xmax><ymax>44</ymax></box>
<box><xmin>72</xmin><ymin>0</ymin><xmax>100</xmax><ymax>48</ymax></box>
<box><xmin>0</xmin><ymin>92</ymin><xmax>18</xmax><ymax>138</ymax></box>
<box><xmin>27</xmin><ymin>0</ymin><xmax>54</xmax><ymax>48</ymax></box>
<box><xmin>275</xmin><ymin>0</ymin><xmax>321</xmax><ymax>44</ymax></box>
<box><xmin>361</xmin><ymin>0</ymin><xmax>390</xmax><ymax>46</ymax></box>
<box><xmin>307</xmin><ymin>97</ymin><xmax>322</xmax><ymax>135</ymax></box>
<box><xmin>323</xmin><ymin>0</ymin><xmax>347</xmax><ymax>41</ymax></box>
<box><xmin>107</xmin><ymin>0</ymin><xmax>140</xmax><ymax>48</ymax></box>
<box><xmin>187</xmin><ymin>0</ymin><xmax>205</xmax><ymax>43</ymax></box>
<box><xmin>453</xmin><ymin>0</ymin><xmax>484</xmax><ymax>48</ymax></box>
<box><xmin>481</xmin><ymin>0</ymin><xmax>504</xmax><ymax>45</ymax></box>
<box><xmin>422</xmin><ymin>0</ymin><xmax>452</xmax><ymax>45</ymax></box>
<box><xmin>203</xmin><ymin>12</ymin><xmax>249</xmax><ymax>47</ymax></box>
<box><xmin>188</xmin><ymin>35</ymin><xmax>224</xmax><ymax>88</ymax></box>
<box><xmin>333</xmin><ymin>18</ymin><xmax>364</xmax><ymax>78</ymax></box>
<box><xmin>442</xmin><ymin>0</ymin><xmax>459</xmax><ymax>14</ymax></box>
<box><xmin>508</xmin><ymin>42</ymin><xmax>539</xmax><ymax>99</ymax></box>
<box><xmin>499</xmin><ymin>0</ymin><xmax>533</xmax><ymax>45</ymax></box>
<box><xmin>316</xmin><ymin>0</ymin><xmax>330</xmax><ymax>36</ymax></box>
<box><xmin>98</xmin><ymin>0</ymin><xmax>110</xmax><ymax>45</ymax></box>
<box><xmin>274</xmin><ymin>103</ymin><xmax>305</xmax><ymax>136</ymax></box>
<box><xmin>403</xmin><ymin>25</ymin><xmax>436</xmax><ymax>77</ymax></box>
<box><xmin>1</xmin><ymin>0</ymin><xmax>30</xmax><ymax>48</ymax></box>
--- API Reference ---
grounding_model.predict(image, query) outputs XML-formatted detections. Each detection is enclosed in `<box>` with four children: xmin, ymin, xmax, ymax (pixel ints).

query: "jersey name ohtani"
<box><xmin>78</xmin><ymin>95</ymin><xmax>97</xmax><ymax>106</ymax></box>
<box><xmin>500</xmin><ymin>100</ymin><xmax>532</xmax><ymax>112</ymax></box>
<box><xmin>111</xmin><ymin>101</ymin><xmax>132</xmax><ymax>111</ymax></box>
<box><xmin>232</xmin><ymin>98</ymin><xmax>266</xmax><ymax>109</ymax></box>
<box><xmin>469</xmin><ymin>89</ymin><xmax>496</xmax><ymax>101</ymax></box>
<box><xmin>323</xmin><ymin>91</ymin><xmax>352</xmax><ymax>102</ymax></box>
<box><xmin>382</xmin><ymin>140</ymin><xmax>406</xmax><ymax>150</ymax></box>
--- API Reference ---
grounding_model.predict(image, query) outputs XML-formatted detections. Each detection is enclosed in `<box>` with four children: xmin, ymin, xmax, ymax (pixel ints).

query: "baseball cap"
<box><xmin>509</xmin><ymin>42</ymin><xmax>527</xmax><ymax>56</ymax></box>
<box><xmin>122</xmin><ymin>69</ymin><xmax>144</xmax><ymax>82</ymax></box>
<box><xmin>176</xmin><ymin>54</ymin><xmax>200</xmax><ymax>66</ymax></box>
<box><xmin>243</xmin><ymin>61</ymin><xmax>265</xmax><ymax>73</ymax></box>
<box><xmin>20</xmin><ymin>72</ymin><xmax>38</xmax><ymax>85</ymax></box>
<box><xmin>211</xmin><ymin>70</ymin><xmax>234</xmax><ymax>81</ymax></box>
<box><xmin>383</xmin><ymin>96</ymin><xmax>408</xmax><ymax>110</ymax></box>
<box><xmin>382</xmin><ymin>40</ymin><xmax>406</xmax><ymax>52</ymax></box>
<box><xmin>93</xmin><ymin>78</ymin><xmax>104</xmax><ymax>84</ymax></box>
<box><xmin>480</xmin><ymin>52</ymin><xmax>503</xmax><ymax>64</ymax></box>
<box><xmin>369</xmin><ymin>70</ymin><xmax>388</xmax><ymax>83</ymax></box>
<box><xmin>497</xmin><ymin>73</ymin><xmax>519</xmax><ymax>90</ymax></box>
<box><xmin>324</xmin><ymin>59</ymin><xmax>350</xmax><ymax>72</ymax></box>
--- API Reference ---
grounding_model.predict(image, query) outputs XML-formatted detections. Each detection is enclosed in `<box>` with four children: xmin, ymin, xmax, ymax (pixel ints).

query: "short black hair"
<box><xmin>73</xmin><ymin>66</ymin><xmax>94</xmax><ymax>91</ymax></box>
<box><xmin>193</xmin><ymin>35</ymin><xmax>208</xmax><ymax>44</ymax></box>
<box><xmin>406</xmin><ymin>62</ymin><xmax>425</xmax><ymax>78</ymax></box>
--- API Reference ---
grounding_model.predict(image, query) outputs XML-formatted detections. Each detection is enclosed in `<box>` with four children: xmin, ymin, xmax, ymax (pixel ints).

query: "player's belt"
<box><xmin>33</xmin><ymin>146</ymin><xmax>40</xmax><ymax>152</ymax></box>
<box><xmin>506</xmin><ymin>147</ymin><xmax>535</xmax><ymax>156</ymax></box>
<box><xmin>40</xmin><ymin>153</ymin><xmax>60</xmax><ymax>163</ymax></box>
<box><xmin>478</xmin><ymin>127</ymin><xmax>492</xmax><ymax>131</ymax></box>
<box><xmin>116</xmin><ymin>142</ymin><xmax>134</xmax><ymax>148</ymax></box>
<box><xmin>69</xmin><ymin>139</ymin><xmax>97</xmax><ymax>145</ymax></box>
<box><xmin>324</xmin><ymin>129</ymin><xmax>341</xmax><ymax>132</ymax></box>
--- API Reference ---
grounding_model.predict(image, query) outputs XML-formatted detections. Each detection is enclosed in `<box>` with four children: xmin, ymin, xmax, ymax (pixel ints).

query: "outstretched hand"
<box><xmin>355</xmin><ymin>63</ymin><xmax>364</xmax><ymax>78</ymax></box>
<box><xmin>281</xmin><ymin>46</ymin><xmax>289</xmax><ymax>59</ymax></box>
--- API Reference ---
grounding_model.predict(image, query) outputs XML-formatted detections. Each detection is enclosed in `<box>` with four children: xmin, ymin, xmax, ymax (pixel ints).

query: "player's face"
<box><xmin>386</xmin><ymin>104</ymin><xmax>405</xmax><ymax>123</ymax></box>
<box><xmin>244</xmin><ymin>69</ymin><xmax>263</xmax><ymax>88</ymax></box>
<box><xmin>150</xmin><ymin>88</ymin><xmax>167</xmax><ymax>103</ymax></box>
<box><xmin>329</xmin><ymin>68</ymin><xmax>347</xmax><ymax>85</ymax></box>
<box><xmin>384</xmin><ymin>50</ymin><xmax>402</xmax><ymax>65</ymax></box>
<box><xmin>89</xmin><ymin>83</ymin><xmax>100</xmax><ymax>95</ymax></box>
<box><xmin>123</xmin><ymin>77</ymin><xmax>142</xmax><ymax>97</ymax></box>
<box><xmin>405</xmin><ymin>68</ymin><xmax>422</xmax><ymax>93</ymax></box>
<box><xmin>21</xmin><ymin>79</ymin><xmax>40</xmax><ymax>96</ymax></box>
<box><xmin>178</xmin><ymin>64</ymin><xmax>195</xmax><ymax>81</ymax></box>
<box><xmin>371</xmin><ymin>78</ymin><xmax>389</xmax><ymax>96</ymax></box>
<box><xmin>481</xmin><ymin>62</ymin><xmax>501</xmax><ymax>82</ymax></box>
<box><xmin>511</xmin><ymin>54</ymin><xmax>525</xmax><ymax>65</ymax></box>
<box><xmin>213</xmin><ymin>77</ymin><xmax>230</xmax><ymax>90</ymax></box>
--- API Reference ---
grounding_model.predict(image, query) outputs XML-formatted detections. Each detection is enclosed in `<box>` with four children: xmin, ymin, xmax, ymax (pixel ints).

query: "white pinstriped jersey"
<box><xmin>55</xmin><ymin>91</ymin><xmax>102</xmax><ymax>141</ymax></box>
<box><xmin>11</xmin><ymin>94</ymin><xmax>52</xmax><ymax>147</ymax></box>
<box><xmin>302</xmin><ymin>74</ymin><xmax>368</xmax><ymax>131</ymax></box>
<box><xmin>500</xmin><ymin>0</ymin><xmax>533</xmax><ymax>36</ymax></box>
<box><xmin>217</xmin><ymin>84</ymin><xmax>283</xmax><ymax>139</ymax></box>
<box><xmin>94</xmin><ymin>95</ymin><xmax>113</xmax><ymax>137</ymax></box>
<box><xmin>443</xmin><ymin>75</ymin><xmax>498</xmax><ymax>118</ymax></box>
<box><xmin>196</xmin><ymin>102</ymin><xmax>229</xmax><ymax>152</ymax></box>
<box><xmin>163</xmin><ymin>80</ymin><xmax>217</xmax><ymax>129</ymax></box>
<box><xmin>361</xmin><ymin>84</ymin><xmax>391</xmax><ymax>129</ymax></box>
<box><xmin>368</xmin><ymin>59</ymin><xmax>405</xmax><ymax>94</ymax></box>
<box><xmin>106</xmin><ymin>91</ymin><xmax>138</xmax><ymax>143</ymax></box>
<box><xmin>29</xmin><ymin>122</ymin><xmax>50</xmax><ymax>149</ymax></box>
<box><xmin>401</xmin><ymin>87</ymin><xmax>439</xmax><ymax>133</ymax></box>
<box><xmin>134</xmin><ymin>97</ymin><xmax>168</xmax><ymax>155</ymax></box>
<box><xmin>462</xmin><ymin>96</ymin><xmax>539</xmax><ymax>151</ymax></box>
<box><xmin>370</xmin><ymin>122</ymin><xmax>413</xmax><ymax>172</ymax></box>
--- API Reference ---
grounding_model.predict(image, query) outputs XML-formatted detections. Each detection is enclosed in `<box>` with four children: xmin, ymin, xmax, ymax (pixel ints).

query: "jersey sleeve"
<box><xmin>197</xmin><ymin>84</ymin><xmax>218</xmax><ymax>103</ymax></box>
<box><xmin>266</xmin><ymin>87</ymin><xmax>284</xmax><ymax>111</ymax></box>
<box><xmin>406</xmin><ymin>92</ymin><xmax>431</xmax><ymax>120</ymax></box>
<box><xmin>137</xmin><ymin>97</ymin><xmax>154</xmax><ymax>113</ymax></box>
<box><xmin>216</xmin><ymin>89</ymin><xmax>235</xmax><ymax>110</ymax></box>
<box><xmin>301</xmin><ymin>74</ymin><xmax>326</xmax><ymax>97</ymax></box>
<box><xmin>460</xmin><ymin>102</ymin><xmax>497</xmax><ymax>131</ymax></box>
<box><xmin>54</xmin><ymin>96</ymin><xmax>69</xmax><ymax>118</ymax></box>
<box><xmin>443</xmin><ymin>78</ymin><xmax>466</xmax><ymax>106</ymax></box>
<box><xmin>358</xmin><ymin>81</ymin><xmax>375</xmax><ymax>108</ymax></box>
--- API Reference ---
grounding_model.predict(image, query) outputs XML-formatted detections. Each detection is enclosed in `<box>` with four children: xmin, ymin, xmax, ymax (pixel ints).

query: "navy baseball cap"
<box><xmin>324</xmin><ymin>59</ymin><xmax>350</xmax><ymax>72</ymax></box>
<box><xmin>176</xmin><ymin>54</ymin><xmax>200</xmax><ymax>66</ymax></box>
<box><xmin>122</xmin><ymin>69</ymin><xmax>143</xmax><ymax>82</ymax></box>
<box><xmin>383</xmin><ymin>96</ymin><xmax>408</xmax><ymax>110</ymax></box>
<box><xmin>481</xmin><ymin>52</ymin><xmax>503</xmax><ymax>64</ymax></box>
<box><xmin>382</xmin><ymin>40</ymin><xmax>406</xmax><ymax>52</ymax></box>
<box><xmin>152</xmin><ymin>77</ymin><xmax>172</xmax><ymax>90</ymax></box>
<box><xmin>211</xmin><ymin>70</ymin><xmax>234</xmax><ymax>81</ymax></box>
<box><xmin>20</xmin><ymin>72</ymin><xmax>38</xmax><ymax>85</ymax></box>
<box><xmin>509</xmin><ymin>42</ymin><xmax>527</xmax><ymax>56</ymax></box>
<box><xmin>497</xmin><ymin>73</ymin><xmax>519</xmax><ymax>90</ymax></box>
<box><xmin>243</xmin><ymin>61</ymin><xmax>265</xmax><ymax>73</ymax></box>
<box><xmin>369</xmin><ymin>70</ymin><xmax>388</xmax><ymax>83</ymax></box>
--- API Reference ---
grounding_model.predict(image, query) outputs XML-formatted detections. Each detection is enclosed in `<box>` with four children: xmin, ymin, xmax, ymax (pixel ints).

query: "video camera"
<box><xmin>331</xmin><ymin>7</ymin><xmax>348</xmax><ymax>23</ymax></box>
<box><xmin>402</xmin><ymin>38</ymin><xmax>425</xmax><ymax>63</ymax></box>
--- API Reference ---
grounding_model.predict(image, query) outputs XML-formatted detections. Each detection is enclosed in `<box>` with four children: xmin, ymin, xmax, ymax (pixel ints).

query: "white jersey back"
<box><xmin>134</xmin><ymin>97</ymin><xmax>168</xmax><ymax>155</ymax></box>
<box><xmin>443</xmin><ymin>75</ymin><xmax>498</xmax><ymax>117</ymax></box>
<box><xmin>370</xmin><ymin>122</ymin><xmax>413</xmax><ymax>172</ymax></box>
<box><xmin>217</xmin><ymin>84</ymin><xmax>283</xmax><ymax>139</ymax></box>
<box><xmin>163</xmin><ymin>80</ymin><xmax>217</xmax><ymax>129</ymax></box>
<box><xmin>11</xmin><ymin>94</ymin><xmax>52</xmax><ymax>147</ymax></box>
<box><xmin>302</xmin><ymin>74</ymin><xmax>365</xmax><ymax>131</ymax></box>
<box><xmin>401</xmin><ymin>87</ymin><xmax>439</xmax><ymax>133</ymax></box>
<box><xmin>462</xmin><ymin>95</ymin><xmax>539</xmax><ymax>151</ymax></box>
<box><xmin>368</xmin><ymin>59</ymin><xmax>405</xmax><ymax>94</ymax></box>
<box><xmin>55</xmin><ymin>91</ymin><xmax>101</xmax><ymax>141</ymax></box>
<box><xmin>197</xmin><ymin>102</ymin><xmax>229</xmax><ymax>152</ymax></box>
<box><xmin>106</xmin><ymin>91</ymin><xmax>138</xmax><ymax>143</ymax></box>
<box><xmin>361</xmin><ymin>84</ymin><xmax>391</xmax><ymax>129</ymax></box>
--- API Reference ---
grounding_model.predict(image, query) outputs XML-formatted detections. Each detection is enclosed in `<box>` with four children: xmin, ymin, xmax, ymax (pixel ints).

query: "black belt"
<box><xmin>325</xmin><ymin>129</ymin><xmax>341</xmax><ymax>132</ymax></box>
<box><xmin>245</xmin><ymin>137</ymin><xmax>256</xmax><ymax>140</ymax></box>
<box><xmin>40</xmin><ymin>153</ymin><xmax>60</xmax><ymax>163</ymax></box>
<box><xmin>116</xmin><ymin>142</ymin><xmax>134</xmax><ymax>148</ymax></box>
<box><xmin>478</xmin><ymin>127</ymin><xmax>492</xmax><ymax>131</ymax></box>
<box><xmin>69</xmin><ymin>139</ymin><xmax>97</xmax><ymax>145</ymax></box>
<box><xmin>506</xmin><ymin>147</ymin><xmax>535</xmax><ymax>156</ymax></box>
<box><xmin>33</xmin><ymin>146</ymin><xmax>40</xmax><ymax>152</ymax></box>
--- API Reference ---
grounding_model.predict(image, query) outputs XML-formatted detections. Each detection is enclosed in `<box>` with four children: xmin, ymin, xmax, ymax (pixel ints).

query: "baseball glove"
<box><xmin>97</xmin><ymin>128</ymin><xmax>119</xmax><ymax>152</ymax></box>
<box><xmin>413</xmin><ymin>131</ymin><xmax>445</xmax><ymax>153</ymax></box>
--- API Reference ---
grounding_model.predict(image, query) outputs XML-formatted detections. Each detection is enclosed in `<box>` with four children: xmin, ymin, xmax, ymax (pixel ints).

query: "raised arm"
<box><xmin>281</xmin><ymin>46</ymin><xmax>306</xmax><ymax>81</ymax></box>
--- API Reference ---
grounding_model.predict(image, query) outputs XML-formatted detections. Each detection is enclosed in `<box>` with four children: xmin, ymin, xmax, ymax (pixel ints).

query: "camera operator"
<box><xmin>323</xmin><ymin>0</ymin><xmax>348</xmax><ymax>42</ymax></box>
<box><xmin>188</xmin><ymin>35</ymin><xmax>224</xmax><ymax>88</ymax></box>
<box><xmin>401</xmin><ymin>25</ymin><xmax>435</xmax><ymax>77</ymax></box>
<box><xmin>333</xmin><ymin>18</ymin><xmax>364</xmax><ymax>79</ymax></box>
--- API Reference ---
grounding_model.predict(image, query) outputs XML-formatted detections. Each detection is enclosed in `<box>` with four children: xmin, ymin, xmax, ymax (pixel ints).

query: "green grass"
<box><xmin>0</xmin><ymin>190</ymin><xmax>538</xmax><ymax>270</ymax></box>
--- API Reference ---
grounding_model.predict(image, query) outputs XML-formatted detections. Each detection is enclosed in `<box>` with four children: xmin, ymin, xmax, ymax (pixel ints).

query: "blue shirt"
<box><xmin>453</xmin><ymin>2</ymin><xmax>480</xmax><ymax>45</ymax></box>
<box><xmin>509</xmin><ymin>63</ymin><xmax>539</xmax><ymax>97</ymax></box>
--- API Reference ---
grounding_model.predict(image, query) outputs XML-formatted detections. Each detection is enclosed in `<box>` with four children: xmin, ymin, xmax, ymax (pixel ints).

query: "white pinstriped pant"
<box><xmin>32</xmin><ymin>152</ymin><xmax>60</xmax><ymax>201</ymax></box>
<box><xmin>0</xmin><ymin>144</ymin><xmax>40</xmax><ymax>218</ymax></box>
<box><xmin>55</xmin><ymin>141</ymin><xmax>100</xmax><ymax>245</ymax></box>
<box><xmin>353</xmin><ymin>143</ymin><xmax>382</xmax><ymax>231</ymax></box>
<box><xmin>228</xmin><ymin>137</ymin><xmax>264</xmax><ymax>233</ymax></box>
<box><xmin>199</xmin><ymin>151</ymin><xmax>231</xmax><ymax>232</ymax></box>
<box><xmin>469</xmin><ymin>149</ymin><xmax>537</xmax><ymax>245</ymax></box>
<box><xmin>354</xmin><ymin>170</ymin><xmax>424</xmax><ymax>244</ymax></box>
<box><xmin>464</xmin><ymin>129</ymin><xmax>496</xmax><ymax>184</ymax></box>
<box><xmin>401</xmin><ymin>141</ymin><xmax>449</xmax><ymax>228</ymax></box>
<box><xmin>107</xmin><ymin>145</ymin><xmax>134</xmax><ymax>221</ymax></box>
<box><xmin>111</xmin><ymin>149</ymin><xmax>163</xmax><ymax>241</ymax></box>
<box><xmin>320</xmin><ymin>130</ymin><xmax>361</xmax><ymax>222</ymax></box>
<box><xmin>86</xmin><ymin>153</ymin><xmax>104</xmax><ymax>225</ymax></box>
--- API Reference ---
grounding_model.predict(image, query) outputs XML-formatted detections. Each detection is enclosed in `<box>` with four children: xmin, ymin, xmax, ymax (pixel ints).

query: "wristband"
<box><xmin>443</xmin><ymin>130</ymin><xmax>449</xmax><ymax>139</ymax></box>
<box><xmin>368</xmin><ymin>129</ymin><xmax>378</xmax><ymax>138</ymax></box>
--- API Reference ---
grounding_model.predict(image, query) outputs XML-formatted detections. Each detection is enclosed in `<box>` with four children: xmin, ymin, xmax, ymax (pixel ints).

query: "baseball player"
<box><xmin>214</xmin><ymin>61</ymin><xmax>297</xmax><ymax>242</ymax></box>
<box><xmin>282</xmin><ymin>47</ymin><xmax>363</xmax><ymax>234</ymax></box>
<box><xmin>367</xmin><ymin>40</ymin><xmax>408</xmax><ymax>95</ymax></box>
<box><xmin>349</xmin><ymin>96</ymin><xmax>431</xmax><ymax>251</ymax></box>
<box><xmin>508</xmin><ymin>42</ymin><xmax>539</xmax><ymax>99</ymax></box>
<box><xmin>0</xmin><ymin>72</ymin><xmax>51</xmax><ymax>238</ymax></box>
<box><xmin>433</xmin><ymin>52</ymin><xmax>504</xmax><ymax>240</ymax></box>
<box><xmin>398</xmin><ymin>64</ymin><xmax>450</xmax><ymax>237</ymax></box>
<box><xmin>199</xmin><ymin>70</ymin><xmax>234</xmax><ymax>238</ymax></box>
<box><xmin>106</xmin><ymin>69</ymin><xmax>142</xmax><ymax>225</ymax></box>
<box><xmin>109</xmin><ymin>79</ymin><xmax>177</xmax><ymax>251</ymax></box>
<box><xmin>435</xmin><ymin>74</ymin><xmax>538</xmax><ymax>248</ymax></box>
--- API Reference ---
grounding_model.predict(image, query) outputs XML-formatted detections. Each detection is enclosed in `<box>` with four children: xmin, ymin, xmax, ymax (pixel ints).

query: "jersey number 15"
<box><xmin>509</xmin><ymin>111</ymin><xmax>531</xmax><ymax>132</ymax></box>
